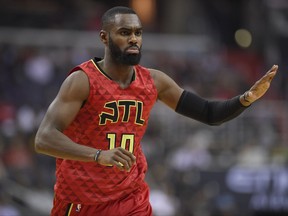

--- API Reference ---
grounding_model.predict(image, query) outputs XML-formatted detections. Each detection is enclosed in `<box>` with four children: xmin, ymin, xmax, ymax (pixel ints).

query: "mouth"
<box><xmin>125</xmin><ymin>46</ymin><xmax>140</xmax><ymax>54</ymax></box>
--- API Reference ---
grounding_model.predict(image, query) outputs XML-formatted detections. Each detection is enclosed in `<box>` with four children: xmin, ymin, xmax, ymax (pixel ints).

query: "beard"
<box><xmin>109</xmin><ymin>36</ymin><xmax>141</xmax><ymax>65</ymax></box>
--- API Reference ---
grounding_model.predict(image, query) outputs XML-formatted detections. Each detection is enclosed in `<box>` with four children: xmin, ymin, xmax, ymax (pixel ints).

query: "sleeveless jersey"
<box><xmin>54</xmin><ymin>58</ymin><xmax>158</xmax><ymax>204</ymax></box>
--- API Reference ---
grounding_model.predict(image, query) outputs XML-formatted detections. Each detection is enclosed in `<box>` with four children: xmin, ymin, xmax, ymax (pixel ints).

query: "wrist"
<box><xmin>94</xmin><ymin>149</ymin><xmax>102</xmax><ymax>163</ymax></box>
<box><xmin>240</xmin><ymin>92</ymin><xmax>251</xmax><ymax>107</ymax></box>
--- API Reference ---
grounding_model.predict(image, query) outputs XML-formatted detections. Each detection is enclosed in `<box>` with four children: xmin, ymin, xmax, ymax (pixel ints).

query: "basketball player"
<box><xmin>35</xmin><ymin>6</ymin><xmax>278</xmax><ymax>216</ymax></box>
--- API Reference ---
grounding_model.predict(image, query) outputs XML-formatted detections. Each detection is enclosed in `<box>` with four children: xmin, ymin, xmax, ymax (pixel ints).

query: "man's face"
<box><xmin>107</xmin><ymin>14</ymin><xmax>142</xmax><ymax>65</ymax></box>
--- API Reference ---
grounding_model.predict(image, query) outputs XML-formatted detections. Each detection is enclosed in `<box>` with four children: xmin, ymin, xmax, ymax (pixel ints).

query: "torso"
<box><xmin>54</xmin><ymin>58</ymin><xmax>158</xmax><ymax>204</ymax></box>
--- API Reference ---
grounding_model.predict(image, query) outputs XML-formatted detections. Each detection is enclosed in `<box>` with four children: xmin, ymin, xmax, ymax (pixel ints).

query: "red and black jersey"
<box><xmin>54</xmin><ymin>58</ymin><xmax>158</xmax><ymax>204</ymax></box>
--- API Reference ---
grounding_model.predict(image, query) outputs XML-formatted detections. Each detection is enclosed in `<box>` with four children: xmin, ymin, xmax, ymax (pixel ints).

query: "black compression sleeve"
<box><xmin>175</xmin><ymin>90</ymin><xmax>249</xmax><ymax>125</ymax></box>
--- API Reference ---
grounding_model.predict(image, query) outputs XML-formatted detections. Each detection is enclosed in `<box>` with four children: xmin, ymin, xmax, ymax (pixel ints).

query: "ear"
<box><xmin>99</xmin><ymin>30</ymin><xmax>108</xmax><ymax>45</ymax></box>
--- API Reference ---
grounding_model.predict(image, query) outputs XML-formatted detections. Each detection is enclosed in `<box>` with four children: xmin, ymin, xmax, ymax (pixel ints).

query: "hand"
<box><xmin>240</xmin><ymin>65</ymin><xmax>278</xmax><ymax>106</ymax></box>
<box><xmin>97</xmin><ymin>147</ymin><xmax>136</xmax><ymax>172</ymax></box>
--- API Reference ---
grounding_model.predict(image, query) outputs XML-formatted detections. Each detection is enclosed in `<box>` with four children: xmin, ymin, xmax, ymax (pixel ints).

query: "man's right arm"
<box><xmin>34</xmin><ymin>70</ymin><xmax>136</xmax><ymax>171</ymax></box>
<box><xmin>34</xmin><ymin>70</ymin><xmax>97</xmax><ymax>161</ymax></box>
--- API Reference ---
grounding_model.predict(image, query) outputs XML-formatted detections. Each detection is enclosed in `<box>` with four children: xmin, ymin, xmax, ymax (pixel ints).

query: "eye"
<box><xmin>120</xmin><ymin>30</ymin><xmax>130</xmax><ymax>36</ymax></box>
<box><xmin>135</xmin><ymin>30</ymin><xmax>142</xmax><ymax>37</ymax></box>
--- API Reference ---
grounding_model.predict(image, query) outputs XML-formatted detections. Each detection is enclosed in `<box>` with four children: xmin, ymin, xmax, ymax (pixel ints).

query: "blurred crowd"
<box><xmin>0</xmin><ymin>42</ymin><xmax>287</xmax><ymax>216</ymax></box>
<box><xmin>0</xmin><ymin>0</ymin><xmax>288</xmax><ymax>216</ymax></box>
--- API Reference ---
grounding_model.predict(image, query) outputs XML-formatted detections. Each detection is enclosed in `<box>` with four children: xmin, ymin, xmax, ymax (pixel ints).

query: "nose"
<box><xmin>129</xmin><ymin>33</ymin><xmax>137</xmax><ymax>44</ymax></box>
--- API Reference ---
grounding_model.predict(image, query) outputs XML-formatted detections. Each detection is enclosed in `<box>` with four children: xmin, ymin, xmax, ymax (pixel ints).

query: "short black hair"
<box><xmin>101</xmin><ymin>6</ymin><xmax>137</xmax><ymax>30</ymax></box>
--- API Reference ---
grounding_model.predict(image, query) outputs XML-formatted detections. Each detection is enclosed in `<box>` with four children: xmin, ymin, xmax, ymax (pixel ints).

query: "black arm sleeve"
<box><xmin>175</xmin><ymin>90</ymin><xmax>249</xmax><ymax>126</ymax></box>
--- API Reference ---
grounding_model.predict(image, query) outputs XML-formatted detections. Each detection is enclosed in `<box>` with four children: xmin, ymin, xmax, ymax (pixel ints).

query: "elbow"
<box><xmin>206</xmin><ymin>120</ymin><xmax>223</xmax><ymax>126</ymax></box>
<box><xmin>34</xmin><ymin>131</ymin><xmax>49</xmax><ymax>154</ymax></box>
<box><xmin>207</xmin><ymin>122</ymin><xmax>222</xmax><ymax>126</ymax></box>
<box><xmin>34</xmin><ymin>134</ymin><xmax>44</xmax><ymax>153</ymax></box>
<box><xmin>206</xmin><ymin>115</ymin><xmax>225</xmax><ymax>126</ymax></box>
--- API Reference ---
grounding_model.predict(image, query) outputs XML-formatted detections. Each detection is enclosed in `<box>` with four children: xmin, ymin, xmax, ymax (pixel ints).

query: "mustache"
<box><xmin>125</xmin><ymin>45</ymin><xmax>141</xmax><ymax>51</ymax></box>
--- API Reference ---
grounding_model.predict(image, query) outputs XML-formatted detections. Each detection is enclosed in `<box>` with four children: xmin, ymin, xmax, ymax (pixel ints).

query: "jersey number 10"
<box><xmin>107</xmin><ymin>133</ymin><xmax>135</xmax><ymax>153</ymax></box>
<box><xmin>105</xmin><ymin>133</ymin><xmax>135</xmax><ymax>167</ymax></box>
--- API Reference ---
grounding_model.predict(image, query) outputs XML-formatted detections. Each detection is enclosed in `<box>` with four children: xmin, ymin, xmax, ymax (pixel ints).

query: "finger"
<box><xmin>270</xmin><ymin>64</ymin><xmax>278</xmax><ymax>71</ymax></box>
<box><xmin>268</xmin><ymin>73</ymin><xmax>276</xmax><ymax>82</ymax></box>
<box><xmin>121</xmin><ymin>154</ymin><xmax>134</xmax><ymax>168</ymax></box>
<box><xmin>113</xmin><ymin>154</ymin><xmax>132</xmax><ymax>171</ymax></box>
<box><xmin>262</xmin><ymin>72</ymin><xmax>276</xmax><ymax>83</ymax></box>
<box><xmin>258</xmin><ymin>68</ymin><xmax>277</xmax><ymax>84</ymax></box>
<box><xmin>113</xmin><ymin>159</ymin><xmax>125</xmax><ymax>171</ymax></box>
<box><xmin>116</xmin><ymin>157</ymin><xmax>130</xmax><ymax>170</ymax></box>
<box><xmin>118</xmin><ymin>148</ymin><xmax>136</xmax><ymax>164</ymax></box>
<box><xmin>266</xmin><ymin>65</ymin><xmax>278</xmax><ymax>75</ymax></box>
<box><xmin>266</xmin><ymin>71</ymin><xmax>277</xmax><ymax>82</ymax></box>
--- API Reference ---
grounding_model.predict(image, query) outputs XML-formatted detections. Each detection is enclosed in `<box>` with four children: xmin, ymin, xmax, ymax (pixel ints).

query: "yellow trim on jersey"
<box><xmin>90</xmin><ymin>59</ymin><xmax>137</xmax><ymax>81</ymax></box>
<box><xmin>90</xmin><ymin>59</ymin><xmax>111</xmax><ymax>80</ymax></box>
<box><xmin>67</xmin><ymin>203</ymin><xmax>73</xmax><ymax>216</ymax></box>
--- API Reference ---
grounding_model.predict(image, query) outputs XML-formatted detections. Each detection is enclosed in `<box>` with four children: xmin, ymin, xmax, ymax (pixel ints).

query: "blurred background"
<box><xmin>0</xmin><ymin>0</ymin><xmax>288</xmax><ymax>215</ymax></box>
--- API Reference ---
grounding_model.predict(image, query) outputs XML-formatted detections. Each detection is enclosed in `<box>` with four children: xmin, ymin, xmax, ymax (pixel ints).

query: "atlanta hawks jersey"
<box><xmin>54</xmin><ymin>58</ymin><xmax>158</xmax><ymax>204</ymax></box>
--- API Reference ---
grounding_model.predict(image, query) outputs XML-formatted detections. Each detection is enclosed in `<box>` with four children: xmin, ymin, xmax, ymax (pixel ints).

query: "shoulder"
<box><xmin>59</xmin><ymin>70</ymin><xmax>89</xmax><ymax>101</ymax></box>
<box><xmin>147</xmin><ymin>68</ymin><xmax>173</xmax><ymax>87</ymax></box>
<box><xmin>69</xmin><ymin>59</ymin><xmax>96</xmax><ymax>76</ymax></box>
<box><xmin>135</xmin><ymin>64</ymin><xmax>158</xmax><ymax>81</ymax></box>
<box><xmin>66</xmin><ymin>70</ymin><xmax>89</xmax><ymax>85</ymax></box>
<box><xmin>147</xmin><ymin>68</ymin><xmax>183</xmax><ymax>105</ymax></box>
<box><xmin>147</xmin><ymin>68</ymin><xmax>163</xmax><ymax>79</ymax></box>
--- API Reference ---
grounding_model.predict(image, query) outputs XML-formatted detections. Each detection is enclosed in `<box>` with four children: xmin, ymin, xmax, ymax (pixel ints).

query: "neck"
<box><xmin>98</xmin><ymin>58</ymin><xmax>135</xmax><ymax>88</ymax></box>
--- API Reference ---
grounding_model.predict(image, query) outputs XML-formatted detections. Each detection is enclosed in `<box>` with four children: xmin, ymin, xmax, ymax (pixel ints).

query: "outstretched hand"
<box><xmin>240</xmin><ymin>65</ymin><xmax>278</xmax><ymax>106</ymax></box>
<box><xmin>97</xmin><ymin>147</ymin><xmax>136</xmax><ymax>172</ymax></box>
